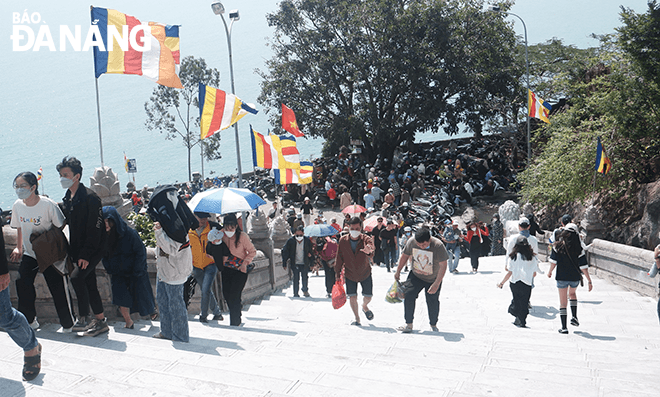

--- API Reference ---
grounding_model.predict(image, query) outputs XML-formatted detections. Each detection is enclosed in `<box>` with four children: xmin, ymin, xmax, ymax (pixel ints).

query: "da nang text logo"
<box><xmin>10</xmin><ymin>10</ymin><xmax>152</xmax><ymax>52</ymax></box>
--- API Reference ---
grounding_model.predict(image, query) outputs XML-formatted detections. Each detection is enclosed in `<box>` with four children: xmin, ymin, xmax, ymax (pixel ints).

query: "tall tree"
<box><xmin>519</xmin><ymin>3</ymin><xmax>660</xmax><ymax>213</ymax></box>
<box><xmin>258</xmin><ymin>0</ymin><xmax>519</xmax><ymax>164</ymax></box>
<box><xmin>145</xmin><ymin>56</ymin><xmax>222</xmax><ymax>181</ymax></box>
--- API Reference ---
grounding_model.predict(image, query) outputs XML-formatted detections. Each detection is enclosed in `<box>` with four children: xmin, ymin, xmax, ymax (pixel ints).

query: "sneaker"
<box><xmin>397</xmin><ymin>324</ymin><xmax>413</xmax><ymax>333</ymax></box>
<box><xmin>71</xmin><ymin>316</ymin><xmax>90</xmax><ymax>332</ymax></box>
<box><xmin>293</xmin><ymin>294</ymin><xmax>300</xmax><ymax>298</ymax></box>
<box><xmin>452</xmin><ymin>269</ymin><xmax>459</xmax><ymax>274</ymax></box>
<box><xmin>558</xmin><ymin>328</ymin><xmax>569</xmax><ymax>334</ymax></box>
<box><xmin>303</xmin><ymin>291</ymin><xmax>311</xmax><ymax>297</ymax></box>
<box><xmin>570</xmin><ymin>317</ymin><xmax>580</xmax><ymax>327</ymax></box>
<box><xmin>83</xmin><ymin>318</ymin><xmax>109</xmax><ymax>337</ymax></box>
<box><xmin>58</xmin><ymin>326</ymin><xmax>73</xmax><ymax>333</ymax></box>
<box><xmin>29</xmin><ymin>318</ymin><xmax>40</xmax><ymax>330</ymax></box>
<box><xmin>326</xmin><ymin>293</ymin><xmax>332</xmax><ymax>298</ymax></box>
<box><xmin>212</xmin><ymin>314</ymin><xmax>224</xmax><ymax>321</ymax></box>
<box><xmin>430</xmin><ymin>325</ymin><xmax>439</xmax><ymax>332</ymax></box>
<box><xmin>199</xmin><ymin>316</ymin><xmax>208</xmax><ymax>323</ymax></box>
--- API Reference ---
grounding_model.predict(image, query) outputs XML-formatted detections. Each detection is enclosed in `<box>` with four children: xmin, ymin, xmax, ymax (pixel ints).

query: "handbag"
<box><xmin>224</xmin><ymin>254</ymin><xmax>244</xmax><ymax>270</ymax></box>
<box><xmin>332</xmin><ymin>270</ymin><xmax>346</xmax><ymax>309</ymax></box>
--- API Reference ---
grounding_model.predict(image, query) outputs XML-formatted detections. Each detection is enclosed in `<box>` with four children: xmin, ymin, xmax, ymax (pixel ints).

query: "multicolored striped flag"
<box><xmin>37</xmin><ymin>167</ymin><xmax>43</xmax><ymax>181</ymax></box>
<box><xmin>250</xmin><ymin>126</ymin><xmax>300</xmax><ymax>170</ymax></box>
<box><xmin>595</xmin><ymin>137</ymin><xmax>612</xmax><ymax>174</ymax></box>
<box><xmin>528</xmin><ymin>90</ymin><xmax>551</xmax><ymax>124</ymax></box>
<box><xmin>270</xmin><ymin>161</ymin><xmax>314</xmax><ymax>185</ymax></box>
<box><xmin>199</xmin><ymin>83</ymin><xmax>257</xmax><ymax>139</ymax></box>
<box><xmin>91</xmin><ymin>7</ymin><xmax>182</xmax><ymax>88</ymax></box>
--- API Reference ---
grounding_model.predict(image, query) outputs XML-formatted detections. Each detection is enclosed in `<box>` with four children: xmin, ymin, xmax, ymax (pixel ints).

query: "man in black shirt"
<box><xmin>57</xmin><ymin>157</ymin><xmax>108</xmax><ymax>337</ymax></box>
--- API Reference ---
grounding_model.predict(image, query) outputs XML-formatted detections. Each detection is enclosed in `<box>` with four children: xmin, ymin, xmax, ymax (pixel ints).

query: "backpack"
<box><xmin>147</xmin><ymin>185</ymin><xmax>199</xmax><ymax>244</ymax></box>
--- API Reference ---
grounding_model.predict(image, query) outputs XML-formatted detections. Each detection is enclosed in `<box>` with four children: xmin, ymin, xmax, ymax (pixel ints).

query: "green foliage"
<box><xmin>520</xmin><ymin>3</ymin><xmax>660</xmax><ymax>208</ymax></box>
<box><xmin>145</xmin><ymin>56</ymin><xmax>222</xmax><ymax>181</ymax></box>
<box><xmin>127</xmin><ymin>212</ymin><xmax>156</xmax><ymax>248</ymax></box>
<box><xmin>258</xmin><ymin>0</ymin><xmax>519</xmax><ymax>162</ymax></box>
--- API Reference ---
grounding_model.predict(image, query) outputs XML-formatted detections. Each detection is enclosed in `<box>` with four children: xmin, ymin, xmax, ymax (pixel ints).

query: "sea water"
<box><xmin>0</xmin><ymin>0</ymin><xmax>648</xmax><ymax>209</ymax></box>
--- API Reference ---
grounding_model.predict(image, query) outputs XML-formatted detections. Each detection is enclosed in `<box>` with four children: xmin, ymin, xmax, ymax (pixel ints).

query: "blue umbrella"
<box><xmin>304</xmin><ymin>224</ymin><xmax>339</xmax><ymax>237</ymax></box>
<box><xmin>189</xmin><ymin>187</ymin><xmax>266</xmax><ymax>215</ymax></box>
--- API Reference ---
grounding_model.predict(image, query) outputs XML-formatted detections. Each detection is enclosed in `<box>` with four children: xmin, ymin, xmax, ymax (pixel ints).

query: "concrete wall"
<box><xmin>2</xmin><ymin>226</ymin><xmax>289</xmax><ymax>324</ymax></box>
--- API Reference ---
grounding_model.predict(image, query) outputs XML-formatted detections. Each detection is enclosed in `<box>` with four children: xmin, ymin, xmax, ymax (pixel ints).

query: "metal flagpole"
<box><xmin>94</xmin><ymin>78</ymin><xmax>105</xmax><ymax>167</ymax></box>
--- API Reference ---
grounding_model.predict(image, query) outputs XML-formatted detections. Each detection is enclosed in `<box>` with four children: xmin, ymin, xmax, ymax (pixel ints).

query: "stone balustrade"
<box><xmin>2</xmin><ymin>225</ymin><xmax>289</xmax><ymax>323</ymax></box>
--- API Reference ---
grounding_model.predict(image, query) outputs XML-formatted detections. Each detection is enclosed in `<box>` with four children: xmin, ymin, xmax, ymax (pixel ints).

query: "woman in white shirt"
<box><xmin>497</xmin><ymin>235</ymin><xmax>540</xmax><ymax>328</ymax></box>
<box><xmin>10</xmin><ymin>172</ymin><xmax>75</xmax><ymax>331</ymax></box>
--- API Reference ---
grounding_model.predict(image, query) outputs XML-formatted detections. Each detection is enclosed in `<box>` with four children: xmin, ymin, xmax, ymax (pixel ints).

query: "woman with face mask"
<box><xmin>465</xmin><ymin>221</ymin><xmax>489</xmax><ymax>273</ymax></box>
<box><xmin>219</xmin><ymin>213</ymin><xmax>256</xmax><ymax>326</ymax></box>
<box><xmin>9</xmin><ymin>172</ymin><xmax>75</xmax><ymax>332</ymax></box>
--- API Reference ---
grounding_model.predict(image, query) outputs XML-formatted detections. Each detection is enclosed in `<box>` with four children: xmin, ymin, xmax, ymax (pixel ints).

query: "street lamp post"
<box><xmin>488</xmin><ymin>5</ymin><xmax>531</xmax><ymax>164</ymax></box>
<box><xmin>212</xmin><ymin>2</ymin><xmax>243</xmax><ymax>188</ymax></box>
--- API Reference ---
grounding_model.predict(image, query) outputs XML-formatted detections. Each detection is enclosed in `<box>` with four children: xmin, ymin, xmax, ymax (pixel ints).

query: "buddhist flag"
<box><xmin>250</xmin><ymin>126</ymin><xmax>300</xmax><ymax>169</ymax></box>
<box><xmin>37</xmin><ymin>167</ymin><xmax>43</xmax><ymax>181</ymax></box>
<box><xmin>124</xmin><ymin>153</ymin><xmax>129</xmax><ymax>172</ymax></box>
<box><xmin>298</xmin><ymin>161</ymin><xmax>314</xmax><ymax>184</ymax></box>
<box><xmin>282</xmin><ymin>103</ymin><xmax>304</xmax><ymax>137</ymax></box>
<box><xmin>199</xmin><ymin>83</ymin><xmax>258</xmax><ymax>139</ymax></box>
<box><xmin>528</xmin><ymin>90</ymin><xmax>551</xmax><ymax>124</ymax></box>
<box><xmin>90</xmin><ymin>7</ymin><xmax>182</xmax><ymax>88</ymax></box>
<box><xmin>271</xmin><ymin>161</ymin><xmax>314</xmax><ymax>185</ymax></box>
<box><xmin>595</xmin><ymin>137</ymin><xmax>612</xmax><ymax>174</ymax></box>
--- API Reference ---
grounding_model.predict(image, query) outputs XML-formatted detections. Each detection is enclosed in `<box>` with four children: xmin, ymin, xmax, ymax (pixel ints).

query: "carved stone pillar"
<box><xmin>89</xmin><ymin>166</ymin><xmax>132</xmax><ymax>217</ymax></box>
<box><xmin>581</xmin><ymin>205</ymin><xmax>606</xmax><ymax>245</ymax></box>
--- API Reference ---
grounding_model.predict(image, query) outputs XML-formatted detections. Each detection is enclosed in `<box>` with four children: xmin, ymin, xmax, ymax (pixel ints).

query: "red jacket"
<box><xmin>334</xmin><ymin>233</ymin><xmax>374</xmax><ymax>282</ymax></box>
<box><xmin>466</xmin><ymin>227</ymin><xmax>489</xmax><ymax>244</ymax></box>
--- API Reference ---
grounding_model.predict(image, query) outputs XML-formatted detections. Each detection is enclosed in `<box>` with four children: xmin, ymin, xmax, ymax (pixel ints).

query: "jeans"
<box><xmin>403</xmin><ymin>272</ymin><xmax>441</xmax><ymax>326</ymax></box>
<box><xmin>291</xmin><ymin>264</ymin><xmax>309</xmax><ymax>295</ymax></box>
<box><xmin>509</xmin><ymin>281</ymin><xmax>532</xmax><ymax>325</ymax></box>
<box><xmin>382</xmin><ymin>247</ymin><xmax>396</xmax><ymax>271</ymax></box>
<box><xmin>70</xmin><ymin>259</ymin><xmax>104</xmax><ymax>318</ymax></box>
<box><xmin>156</xmin><ymin>281</ymin><xmax>189</xmax><ymax>342</ymax></box>
<box><xmin>192</xmin><ymin>266</ymin><xmax>222</xmax><ymax>318</ymax></box>
<box><xmin>16</xmin><ymin>255</ymin><xmax>75</xmax><ymax>328</ymax></box>
<box><xmin>0</xmin><ymin>285</ymin><xmax>38</xmax><ymax>352</ymax></box>
<box><xmin>447</xmin><ymin>245</ymin><xmax>461</xmax><ymax>272</ymax></box>
<box><xmin>322</xmin><ymin>260</ymin><xmax>336</xmax><ymax>294</ymax></box>
<box><xmin>222</xmin><ymin>267</ymin><xmax>248</xmax><ymax>326</ymax></box>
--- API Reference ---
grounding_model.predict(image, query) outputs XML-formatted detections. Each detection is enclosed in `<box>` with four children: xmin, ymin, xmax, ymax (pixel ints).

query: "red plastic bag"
<box><xmin>332</xmin><ymin>271</ymin><xmax>346</xmax><ymax>309</ymax></box>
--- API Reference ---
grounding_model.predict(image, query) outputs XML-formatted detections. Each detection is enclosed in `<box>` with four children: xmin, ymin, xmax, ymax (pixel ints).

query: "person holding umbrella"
<box><xmin>282</xmin><ymin>226</ymin><xmax>315</xmax><ymax>297</ymax></box>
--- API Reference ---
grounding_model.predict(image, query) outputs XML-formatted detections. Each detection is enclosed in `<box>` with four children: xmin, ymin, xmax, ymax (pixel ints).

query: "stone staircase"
<box><xmin>1</xmin><ymin>255</ymin><xmax>659</xmax><ymax>396</ymax></box>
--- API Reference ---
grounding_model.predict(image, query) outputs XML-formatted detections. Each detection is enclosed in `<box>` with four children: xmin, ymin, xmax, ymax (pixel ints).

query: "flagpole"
<box><xmin>94</xmin><ymin>78</ymin><xmax>105</xmax><ymax>167</ymax></box>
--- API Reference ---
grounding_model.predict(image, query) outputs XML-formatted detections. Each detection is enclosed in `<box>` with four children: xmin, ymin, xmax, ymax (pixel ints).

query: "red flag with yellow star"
<box><xmin>281</xmin><ymin>103</ymin><xmax>304</xmax><ymax>137</ymax></box>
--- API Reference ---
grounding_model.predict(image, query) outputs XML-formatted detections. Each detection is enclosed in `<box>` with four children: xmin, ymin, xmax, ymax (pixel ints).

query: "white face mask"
<box><xmin>224</xmin><ymin>230</ymin><xmax>235</xmax><ymax>238</ymax></box>
<box><xmin>471</xmin><ymin>227</ymin><xmax>477</xmax><ymax>231</ymax></box>
<box><xmin>349</xmin><ymin>230</ymin><xmax>361</xmax><ymax>239</ymax></box>
<box><xmin>295</xmin><ymin>236</ymin><xmax>304</xmax><ymax>242</ymax></box>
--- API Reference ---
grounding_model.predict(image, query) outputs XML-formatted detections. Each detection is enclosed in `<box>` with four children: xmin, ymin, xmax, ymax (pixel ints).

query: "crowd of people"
<box><xmin>2</xmin><ymin>137</ymin><xmax>654</xmax><ymax>384</ymax></box>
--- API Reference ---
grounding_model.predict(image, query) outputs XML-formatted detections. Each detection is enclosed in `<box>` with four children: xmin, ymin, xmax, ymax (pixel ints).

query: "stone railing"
<box><xmin>2</xmin><ymin>225</ymin><xmax>290</xmax><ymax>323</ymax></box>
<box><xmin>532</xmin><ymin>231</ymin><xmax>656</xmax><ymax>297</ymax></box>
<box><xmin>586</xmin><ymin>238</ymin><xmax>657</xmax><ymax>297</ymax></box>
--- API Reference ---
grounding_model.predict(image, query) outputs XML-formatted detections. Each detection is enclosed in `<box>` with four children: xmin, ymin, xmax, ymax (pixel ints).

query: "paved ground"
<box><xmin>1</xmin><ymin>255</ymin><xmax>659</xmax><ymax>397</ymax></box>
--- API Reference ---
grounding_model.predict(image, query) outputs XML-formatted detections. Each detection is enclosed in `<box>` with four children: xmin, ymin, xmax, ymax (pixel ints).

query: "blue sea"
<box><xmin>0</xmin><ymin>0</ymin><xmax>649</xmax><ymax>209</ymax></box>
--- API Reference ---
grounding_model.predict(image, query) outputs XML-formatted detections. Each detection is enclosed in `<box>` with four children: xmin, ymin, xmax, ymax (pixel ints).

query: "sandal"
<box><xmin>150</xmin><ymin>312</ymin><xmax>159</xmax><ymax>321</ymax></box>
<box><xmin>152</xmin><ymin>332</ymin><xmax>171</xmax><ymax>340</ymax></box>
<box><xmin>350</xmin><ymin>321</ymin><xmax>361</xmax><ymax>326</ymax></box>
<box><xmin>22</xmin><ymin>343</ymin><xmax>41</xmax><ymax>381</ymax></box>
<box><xmin>363</xmin><ymin>310</ymin><xmax>374</xmax><ymax>321</ymax></box>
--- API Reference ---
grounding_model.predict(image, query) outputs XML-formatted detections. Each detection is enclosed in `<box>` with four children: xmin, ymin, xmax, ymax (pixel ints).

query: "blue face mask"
<box><xmin>520</xmin><ymin>230</ymin><xmax>531</xmax><ymax>238</ymax></box>
<box><xmin>60</xmin><ymin>176</ymin><xmax>74</xmax><ymax>189</ymax></box>
<box><xmin>15</xmin><ymin>187</ymin><xmax>31</xmax><ymax>200</ymax></box>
